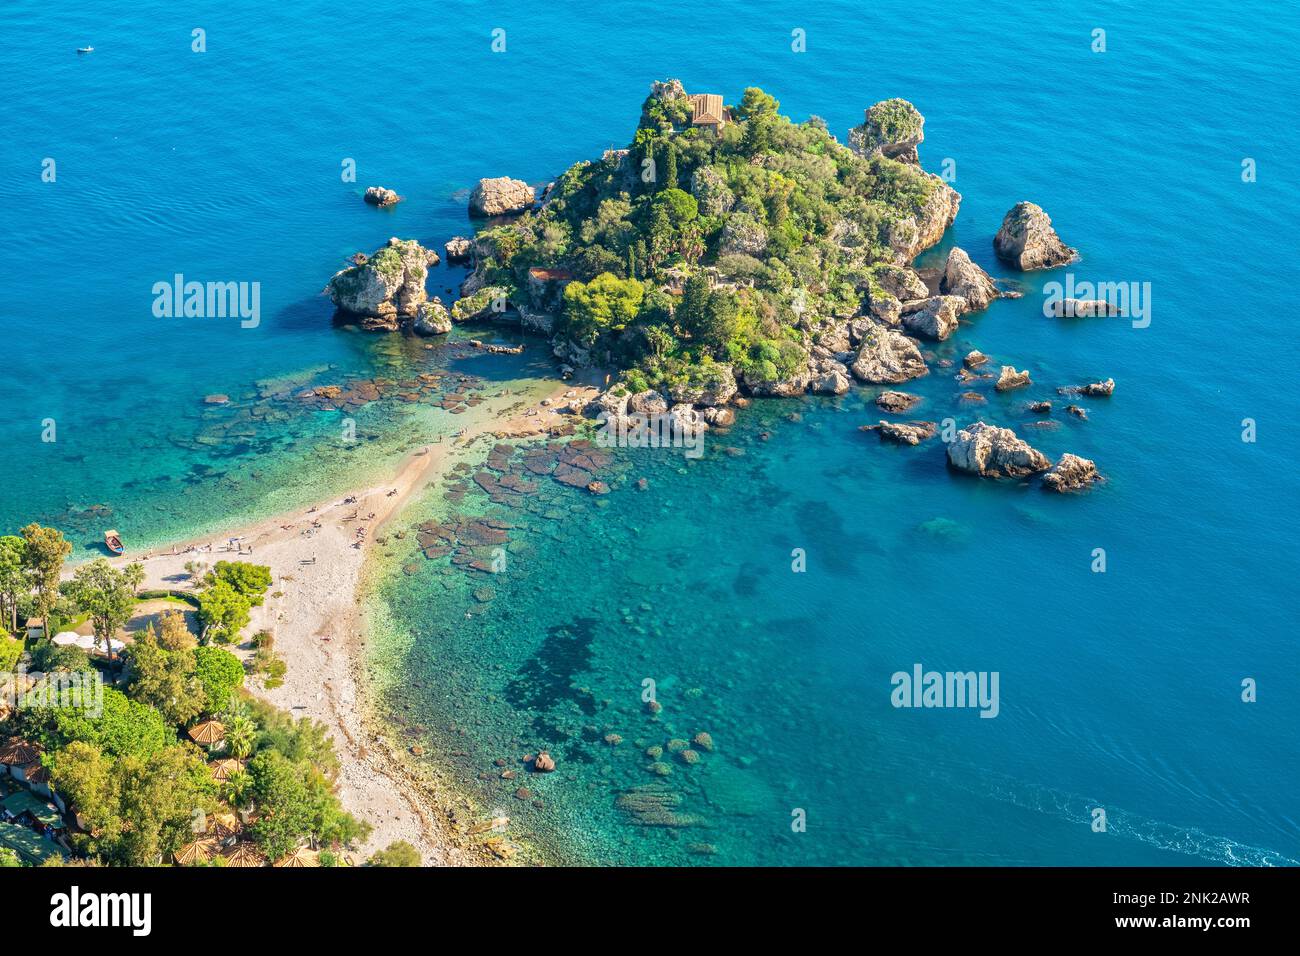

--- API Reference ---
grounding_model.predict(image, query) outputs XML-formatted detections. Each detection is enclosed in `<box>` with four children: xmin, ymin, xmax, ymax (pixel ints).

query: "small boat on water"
<box><xmin>77</xmin><ymin>46</ymin><xmax>94</xmax><ymax>54</ymax></box>
<box><xmin>104</xmin><ymin>530</ymin><xmax>124</xmax><ymax>555</ymax></box>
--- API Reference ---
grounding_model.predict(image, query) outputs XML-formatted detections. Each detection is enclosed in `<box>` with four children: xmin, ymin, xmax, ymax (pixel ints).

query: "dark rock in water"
<box><xmin>204</xmin><ymin>394</ymin><xmax>230</xmax><ymax>405</ymax></box>
<box><xmin>959</xmin><ymin>391</ymin><xmax>987</xmax><ymax>406</ymax></box>
<box><xmin>615</xmin><ymin>785</ymin><xmax>699</xmax><ymax>827</ymax></box>
<box><xmin>1027</xmin><ymin>400</ymin><xmax>1052</xmax><ymax>414</ymax></box>
<box><xmin>586</xmin><ymin>480</ymin><xmax>610</xmax><ymax>495</ymax></box>
<box><xmin>1065</xmin><ymin>404</ymin><xmax>1088</xmax><ymax>419</ymax></box>
<box><xmin>532</xmin><ymin>752</ymin><xmax>556</xmax><ymax>773</ymax></box>
<box><xmin>875</xmin><ymin>390</ymin><xmax>921</xmax><ymax>413</ymax></box>
<box><xmin>863</xmin><ymin>420</ymin><xmax>937</xmax><ymax>445</ymax></box>
<box><xmin>947</xmin><ymin>421</ymin><xmax>1051</xmax><ymax>478</ymax></box>
<box><xmin>963</xmin><ymin>350</ymin><xmax>989</xmax><ymax>369</ymax></box>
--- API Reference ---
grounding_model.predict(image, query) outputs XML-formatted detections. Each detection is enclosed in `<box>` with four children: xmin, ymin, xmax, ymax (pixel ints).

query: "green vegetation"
<box><xmin>368</xmin><ymin>839</ymin><xmax>421</xmax><ymax>867</ymax></box>
<box><xmin>0</xmin><ymin>525</ymin><xmax>368</xmax><ymax>867</ymax></box>
<box><xmin>465</xmin><ymin>82</ymin><xmax>944</xmax><ymax>395</ymax></box>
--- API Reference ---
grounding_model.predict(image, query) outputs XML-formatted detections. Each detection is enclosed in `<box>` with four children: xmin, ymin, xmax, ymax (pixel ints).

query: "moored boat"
<box><xmin>104</xmin><ymin>530</ymin><xmax>124</xmax><ymax>554</ymax></box>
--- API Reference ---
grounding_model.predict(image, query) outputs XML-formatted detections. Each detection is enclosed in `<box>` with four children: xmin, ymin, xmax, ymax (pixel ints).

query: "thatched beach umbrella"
<box><xmin>273</xmin><ymin>846</ymin><xmax>320</xmax><ymax>868</ymax></box>
<box><xmin>209</xmin><ymin>758</ymin><xmax>245</xmax><ymax>781</ymax></box>
<box><xmin>0</xmin><ymin>738</ymin><xmax>42</xmax><ymax>767</ymax></box>
<box><xmin>222</xmin><ymin>842</ymin><xmax>267</xmax><ymax>868</ymax></box>
<box><xmin>173</xmin><ymin>836</ymin><xmax>218</xmax><ymax>866</ymax></box>
<box><xmin>187</xmin><ymin>720</ymin><xmax>226</xmax><ymax>746</ymax></box>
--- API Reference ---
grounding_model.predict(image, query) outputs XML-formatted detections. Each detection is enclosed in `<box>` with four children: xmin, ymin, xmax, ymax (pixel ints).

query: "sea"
<box><xmin>2</xmin><ymin>0</ymin><xmax>1297</xmax><ymax>865</ymax></box>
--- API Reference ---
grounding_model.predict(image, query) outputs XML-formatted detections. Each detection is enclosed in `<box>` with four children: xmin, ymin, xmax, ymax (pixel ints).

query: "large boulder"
<box><xmin>326</xmin><ymin>238</ymin><xmax>434</xmax><ymax>331</ymax></box>
<box><xmin>444</xmin><ymin>236</ymin><xmax>473</xmax><ymax>263</ymax></box>
<box><xmin>628</xmin><ymin>390</ymin><xmax>669</xmax><ymax>417</ymax></box>
<box><xmin>868</xmin><ymin>420</ymin><xmax>937</xmax><ymax>445</ymax></box>
<box><xmin>469</xmin><ymin>177</ymin><xmax>535</xmax><ymax>217</ymax></box>
<box><xmin>849</xmin><ymin>99</ymin><xmax>926</xmax><ymax>164</ymax></box>
<box><xmin>947</xmin><ymin>422</ymin><xmax>1051</xmax><ymax>478</ymax></box>
<box><xmin>363</xmin><ymin>186</ymin><xmax>401</xmax><ymax>207</ymax></box>
<box><xmin>690</xmin><ymin>166</ymin><xmax>736</xmax><ymax>217</ymax></box>
<box><xmin>810</xmin><ymin>359</ymin><xmax>852</xmax><ymax>395</ymax></box>
<box><xmin>1042</xmin><ymin>454</ymin><xmax>1101</xmax><ymax>493</ymax></box>
<box><xmin>451</xmin><ymin>286</ymin><xmax>510</xmax><ymax>322</ymax></box>
<box><xmin>413</xmin><ymin>298</ymin><xmax>451</xmax><ymax>336</ymax></box>
<box><xmin>900</xmin><ymin>295</ymin><xmax>965</xmax><ymax>341</ymax></box>
<box><xmin>995</xmin><ymin>366</ymin><xmax>1032</xmax><ymax>391</ymax></box>
<box><xmin>1047</xmin><ymin>298</ymin><xmax>1120</xmax><ymax>318</ymax></box>
<box><xmin>994</xmin><ymin>202</ymin><xmax>1078</xmax><ymax>271</ymax></box>
<box><xmin>940</xmin><ymin>247</ymin><xmax>1001</xmax><ymax>312</ymax></box>
<box><xmin>719</xmin><ymin>213</ymin><xmax>768</xmax><ymax>257</ymax></box>
<box><xmin>850</xmin><ymin>324</ymin><xmax>928</xmax><ymax>384</ymax></box>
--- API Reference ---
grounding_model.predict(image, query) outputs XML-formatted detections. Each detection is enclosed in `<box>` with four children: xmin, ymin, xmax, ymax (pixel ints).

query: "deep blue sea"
<box><xmin>2</xmin><ymin>0</ymin><xmax>1297</xmax><ymax>865</ymax></box>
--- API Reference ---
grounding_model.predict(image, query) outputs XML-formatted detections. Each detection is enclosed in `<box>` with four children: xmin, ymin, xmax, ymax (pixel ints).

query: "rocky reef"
<box><xmin>947</xmin><ymin>422</ymin><xmax>1051</xmax><ymax>478</ymax></box>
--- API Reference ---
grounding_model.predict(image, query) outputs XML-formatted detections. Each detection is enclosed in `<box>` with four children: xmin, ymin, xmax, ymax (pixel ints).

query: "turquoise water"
<box><xmin>4</xmin><ymin>0</ymin><xmax>1298</xmax><ymax>864</ymax></box>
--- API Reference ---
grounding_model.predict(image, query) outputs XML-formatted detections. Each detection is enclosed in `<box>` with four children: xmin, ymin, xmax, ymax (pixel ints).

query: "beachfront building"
<box><xmin>0</xmin><ymin>819</ymin><xmax>65</xmax><ymax>865</ymax></box>
<box><xmin>689</xmin><ymin>93</ymin><xmax>730</xmax><ymax>131</ymax></box>
<box><xmin>0</xmin><ymin>738</ymin><xmax>42</xmax><ymax>784</ymax></box>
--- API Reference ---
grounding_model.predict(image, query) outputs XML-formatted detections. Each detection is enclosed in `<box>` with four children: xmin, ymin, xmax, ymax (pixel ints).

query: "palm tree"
<box><xmin>225</xmin><ymin>715</ymin><xmax>256</xmax><ymax>759</ymax></box>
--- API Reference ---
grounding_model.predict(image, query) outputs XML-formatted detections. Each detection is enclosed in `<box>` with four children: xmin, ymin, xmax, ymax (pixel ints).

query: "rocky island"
<box><xmin>327</xmin><ymin>80</ymin><xmax>1109</xmax><ymax>492</ymax></box>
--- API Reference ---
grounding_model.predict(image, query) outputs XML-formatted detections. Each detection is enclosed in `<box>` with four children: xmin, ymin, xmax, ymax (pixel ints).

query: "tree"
<box><xmin>20</xmin><ymin>524</ymin><xmax>71</xmax><ymax>635</ymax></box>
<box><xmin>66</xmin><ymin>558</ymin><xmax>136</xmax><ymax>669</ymax></box>
<box><xmin>51</xmin><ymin>686</ymin><xmax>172</xmax><ymax>759</ymax></box>
<box><xmin>193</xmin><ymin>645</ymin><xmax>245</xmax><ymax>713</ymax></box>
<box><xmin>561</xmin><ymin>272</ymin><xmax>646</xmax><ymax>348</ymax></box>
<box><xmin>210</xmin><ymin>561</ymin><xmax>272</xmax><ymax>606</ymax></box>
<box><xmin>154</xmin><ymin>608</ymin><xmax>197</xmax><ymax>652</ymax></box>
<box><xmin>653</xmin><ymin>187</ymin><xmax>698</xmax><ymax>227</ymax></box>
<box><xmin>662</xmin><ymin>143</ymin><xmax>678</xmax><ymax>190</ymax></box>
<box><xmin>0</xmin><ymin>630</ymin><xmax>22</xmax><ymax>673</ymax></box>
<box><xmin>122</xmin><ymin>626</ymin><xmax>206</xmax><ymax>726</ymax></box>
<box><xmin>0</xmin><ymin>535</ymin><xmax>27</xmax><ymax>634</ymax></box>
<box><xmin>734</xmin><ymin>86</ymin><xmax>780</xmax><ymax>120</ymax></box>
<box><xmin>196</xmin><ymin>580</ymin><xmax>251</xmax><ymax>643</ymax></box>
<box><xmin>28</xmin><ymin>639</ymin><xmax>89</xmax><ymax>673</ymax></box>
<box><xmin>123</xmin><ymin>562</ymin><xmax>145</xmax><ymax>597</ymax></box>
<box><xmin>369</xmin><ymin>840</ymin><xmax>421</xmax><ymax>867</ymax></box>
<box><xmin>225</xmin><ymin>714</ymin><xmax>256</xmax><ymax>759</ymax></box>
<box><xmin>247</xmin><ymin>750</ymin><xmax>316</xmax><ymax>860</ymax></box>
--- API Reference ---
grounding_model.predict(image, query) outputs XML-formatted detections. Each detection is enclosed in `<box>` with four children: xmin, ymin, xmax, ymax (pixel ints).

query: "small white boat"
<box><xmin>77</xmin><ymin>46</ymin><xmax>94</xmax><ymax>54</ymax></box>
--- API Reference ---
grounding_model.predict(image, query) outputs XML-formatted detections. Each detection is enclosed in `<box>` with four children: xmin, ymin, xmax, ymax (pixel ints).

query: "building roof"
<box><xmin>690</xmin><ymin>93</ymin><xmax>726</xmax><ymax>126</ymax></box>
<box><xmin>528</xmin><ymin>267</ymin><xmax>573</xmax><ymax>282</ymax></box>
<box><xmin>0</xmin><ymin>820</ymin><xmax>65</xmax><ymax>864</ymax></box>
<box><xmin>0</xmin><ymin>739</ymin><xmax>42</xmax><ymax>766</ymax></box>
<box><xmin>222</xmin><ymin>841</ymin><xmax>267</xmax><ymax>867</ymax></box>
<box><xmin>174</xmin><ymin>836</ymin><xmax>218</xmax><ymax>866</ymax></box>
<box><xmin>274</xmin><ymin>846</ymin><xmax>321</xmax><ymax>868</ymax></box>
<box><xmin>1</xmin><ymin>790</ymin><xmax>64</xmax><ymax>828</ymax></box>
<box><xmin>21</xmin><ymin>761</ymin><xmax>50</xmax><ymax>786</ymax></box>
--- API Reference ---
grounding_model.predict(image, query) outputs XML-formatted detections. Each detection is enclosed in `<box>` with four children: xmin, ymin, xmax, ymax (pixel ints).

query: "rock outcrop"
<box><xmin>668</xmin><ymin>365</ymin><xmax>738</xmax><ymax>407</ymax></box>
<box><xmin>963</xmin><ymin>350</ymin><xmax>989</xmax><ymax>369</ymax></box>
<box><xmin>866</xmin><ymin>420</ymin><xmax>937</xmax><ymax>445</ymax></box>
<box><xmin>946</xmin><ymin>421</ymin><xmax>1051</xmax><ymax>478</ymax></box>
<box><xmin>1047</xmin><ymin>298</ymin><xmax>1120</xmax><ymax>318</ymax></box>
<box><xmin>1042</xmin><ymin>453</ymin><xmax>1101</xmax><ymax>493</ymax></box>
<box><xmin>995</xmin><ymin>366</ymin><xmax>1032</xmax><ymax>391</ymax></box>
<box><xmin>1059</xmin><ymin>378</ymin><xmax>1115</xmax><ymax>398</ymax></box>
<box><xmin>413</xmin><ymin>298</ymin><xmax>451</xmax><ymax>335</ymax></box>
<box><xmin>469</xmin><ymin>177</ymin><xmax>535</xmax><ymax>217</ymax></box>
<box><xmin>891</xmin><ymin>178</ymin><xmax>961</xmax><ymax>259</ymax></box>
<box><xmin>901</xmin><ymin>295</ymin><xmax>965</xmax><ymax>340</ymax></box>
<box><xmin>876</xmin><ymin>390</ymin><xmax>920</xmax><ymax>413</ymax></box>
<box><xmin>850</xmin><ymin>324</ymin><xmax>928</xmax><ymax>384</ymax></box>
<box><xmin>326</xmin><ymin>238</ymin><xmax>436</xmax><ymax>331</ymax></box>
<box><xmin>940</xmin><ymin>247</ymin><xmax>1001</xmax><ymax>312</ymax></box>
<box><xmin>445</xmin><ymin>236</ymin><xmax>473</xmax><ymax>263</ymax></box>
<box><xmin>849</xmin><ymin>99</ymin><xmax>926</xmax><ymax>164</ymax></box>
<box><xmin>994</xmin><ymin>202</ymin><xmax>1078</xmax><ymax>271</ymax></box>
<box><xmin>363</xmin><ymin>186</ymin><xmax>401</xmax><ymax>207</ymax></box>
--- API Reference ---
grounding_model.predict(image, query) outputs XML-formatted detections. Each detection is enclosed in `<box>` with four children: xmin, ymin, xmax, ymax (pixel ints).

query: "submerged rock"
<box><xmin>1047</xmin><ymin>298</ymin><xmax>1121</xmax><ymax>318</ymax></box>
<box><xmin>1042</xmin><ymin>453</ymin><xmax>1102</xmax><ymax>493</ymax></box>
<box><xmin>469</xmin><ymin>177</ymin><xmax>535</xmax><ymax>217</ymax></box>
<box><xmin>994</xmin><ymin>202</ymin><xmax>1078</xmax><ymax>271</ymax></box>
<box><xmin>946</xmin><ymin>421</ymin><xmax>1051</xmax><ymax>478</ymax></box>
